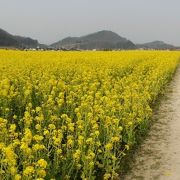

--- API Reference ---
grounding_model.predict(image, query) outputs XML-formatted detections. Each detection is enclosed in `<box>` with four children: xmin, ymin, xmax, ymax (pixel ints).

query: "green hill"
<box><xmin>51</xmin><ymin>30</ymin><xmax>136</xmax><ymax>50</ymax></box>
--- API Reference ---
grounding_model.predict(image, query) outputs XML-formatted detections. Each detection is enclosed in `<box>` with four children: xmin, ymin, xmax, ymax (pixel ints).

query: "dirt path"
<box><xmin>124</xmin><ymin>68</ymin><xmax>180</xmax><ymax>180</ymax></box>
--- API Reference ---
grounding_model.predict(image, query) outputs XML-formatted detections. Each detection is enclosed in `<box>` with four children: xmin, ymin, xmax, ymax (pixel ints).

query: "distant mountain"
<box><xmin>0</xmin><ymin>28</ymin><xmax>20</xmax><ymax>47</ymax></box>
<box><xmin>136</xmin><ymin>41</ymin><xmax>176</xmax><ymax>50</ymax></box>
<box><xmin>0</xmin><ymin>28</ymin><xmax>39</xmax><ymax>48</ymax></box>
<box><xmin>51</xmin><ymin>30</ymin><xmax>136</xmax><ymax>50</ymax></box>
<box><xmin>14</xmin><ymin>36</ymin><xmax>38</xmax><ymax>48</ymax></box>
<box><xmin>1</xmin><ymin>28</ymin><xmax>179</xmax><ymax>50</ymax></box>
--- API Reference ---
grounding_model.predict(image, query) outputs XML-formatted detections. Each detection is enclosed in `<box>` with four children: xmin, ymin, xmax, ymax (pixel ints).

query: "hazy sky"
<box><xmin>0</xmin><ymin>0</ymin><xmax>180</xmax><ymax>45</ymax></box>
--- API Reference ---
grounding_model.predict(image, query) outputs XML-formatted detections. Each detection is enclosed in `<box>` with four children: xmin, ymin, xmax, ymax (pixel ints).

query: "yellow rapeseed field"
<box><xmin>0</xmin><ymin>50</ymin><xmax>180</xmax><ymax>179</ymax></box>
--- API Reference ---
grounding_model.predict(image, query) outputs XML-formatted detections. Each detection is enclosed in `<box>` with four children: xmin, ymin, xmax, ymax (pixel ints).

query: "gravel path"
<box><xmin>124</xmin><ymin>67</ymin><xmax>180</xmax><ymax>180</ymax></box>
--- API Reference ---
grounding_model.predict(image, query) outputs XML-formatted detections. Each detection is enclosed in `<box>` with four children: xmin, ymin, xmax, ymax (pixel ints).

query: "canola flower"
<box><xmin>0</xmin><ymin>50</ymin><xmax>180</xmax><ymax>179</ymax></box>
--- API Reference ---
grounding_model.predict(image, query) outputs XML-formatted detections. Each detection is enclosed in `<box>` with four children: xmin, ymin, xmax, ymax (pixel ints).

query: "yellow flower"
<box><xmin>37</xmin><ymin>159</ymin><xmax>48</xmax><ymax>169</ymax></box>
<box><xmin>68</xmin><ymin>123</ymin><xmax>75</xmax><ymax>132</ymax></box>
<box><xmin>94</xmin><ymin>130</ymin><xmax>100</xmax><ymax>136</ymax></box>
<box><xmin>86</xmin><ymin>138</ymin><xmax>93</xmax><ymax>145</ymax></box>
<box><xmin>9</xmin><ymin>124</ymin><xmax>16</xmax><ymax>132</ymax></box>
<box><xmin>89</xmin><ymin>161</ymin><xmax>94</xmax><ymax>168</ymax></box>
<box><xmin>35</xmin><ymin>124</ymin><xmax>41</xmax><ymax>130</ymax></box>
<box><xmin>32</xmin><ymin>144</ymin><xmax>45</xmax><ymax>152</ymax></box>
<box><xmin>112</xmin><ymin>155</ymin><xmax>117</xmax><ymax>161</ymax></box>
<box><xmin>76</xmin><ymin>164</ymin><xmax>82</xmax><ymax>170</ymax></box>
<box><xmin>23</xmin><ymin>112</ymin><xmax>32</xmax><ymax>127</ymax></box>
<box><xmin>22</xmin><ymin>128</ymin><xmax>32</xmax><ymax>144</ymax></box>
<box><xmin>48</xmin><ymin>124</ymin><xmax>56</xmax><ymax>130</ymax></box>
<box><xmin>14</xmin><ymin>174</ymin><xmax>21</xmax><ymax>180</ymax></box>
<box><xmin>24</xmin><ymin>89</ymin><xmax>31</xmax><ymax>96</ymax></box>
<box><xmin>1</xmin><ymin>49</ymin><xmax>180</xmax><ymax>179</ymax></box>
<box><xmin>125</xmin><ymin>144</ymin><xmax>130</xmax><ymax>150</ymax></box>
<box><xmin>0</xmin><ymin>143</ymin><xmax>5</xmax><ymax>150</ymax></box>
<box><xmin>78</xmin><ymin>135</ymin><xmax>84</xmax><ymax>145</ymax></box>
<box><xmin>56</xmin><ymin>149</ymin><xmax>62</xmax><ymax>155</ymax></box>
<box><xmin>23</xmin><ymin>166</ymin><xmax>35</xmax><ymax>176</ymax></box>
<box><xmin>86</xmin><ymin>151</ymin><xmax>95</xmax><ymax>160</ymax></box>
<box><xmin>9</xmin><ymin>166</ymin><xmax>17</xmax><ymax>175</ymax></box>
<box><xmin>35</xmin><ymin>114</ymin><xmax>44</xmax><ymax>122</ymax></box>
<box><xmin>3</xmin><ymin>146</ymin><xmax>17</xmax><ymax>166</ymax></box>
<box><xmin>105</xmin><ymin>143</ymin><xmax>113</xmax><ymax>151</ymax></box>
<box><xmin>73</xmin><ymin>149</ymin><xmax>81</xmax><ymax>161</ymax></box>
<box><xmin>35</xmin><ymin>106</ymin><xmax>42</xmax><ymax>113</ymax></box>
<box><xmin>104</xmin><ymin>173</ymin><xmax>111</xmax><ymax>180</ymax></box>
<box><xmin>111</xmin><ymin>136</ymin><xmax>120</xmax><ymax>143</ymax></box>
<box><xmin>67</xmin><ymin>139</ymin><xmax>74</xmax><ymax>148</ymax></box>
<box><xmin>13</xmin><ymin>115</ymin><xmax>17</xmax><ymax>119</ymax></box>
<box><xmin>37</xmin><ymin>169</ymin><xmax>46</xmax><ymax>178</ymax></box>
<box><xmin>33</xmin><ymin>135</ymin><xmax>44</xmax><ymax>142</ymax></box>
<box><xmin>128</xmin><ymin>122</ymin><xmax>133</xmax><ymax>126</ymax></box>
<box><xmin>43</xmin><ymin>129</ymin><xmax>49</xmax><ymax>136</ymax></box>
<box><xmin>20</xmin><ymin>142</ymin><xmax>32</xmax><ymax>155</ymax></box>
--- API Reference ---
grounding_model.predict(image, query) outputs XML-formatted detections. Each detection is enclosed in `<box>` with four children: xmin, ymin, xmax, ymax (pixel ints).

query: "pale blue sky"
<box><xmin>0</xmin><ymin>0</ymin><xmax>179</xmax><ymax>45</ymax></box>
